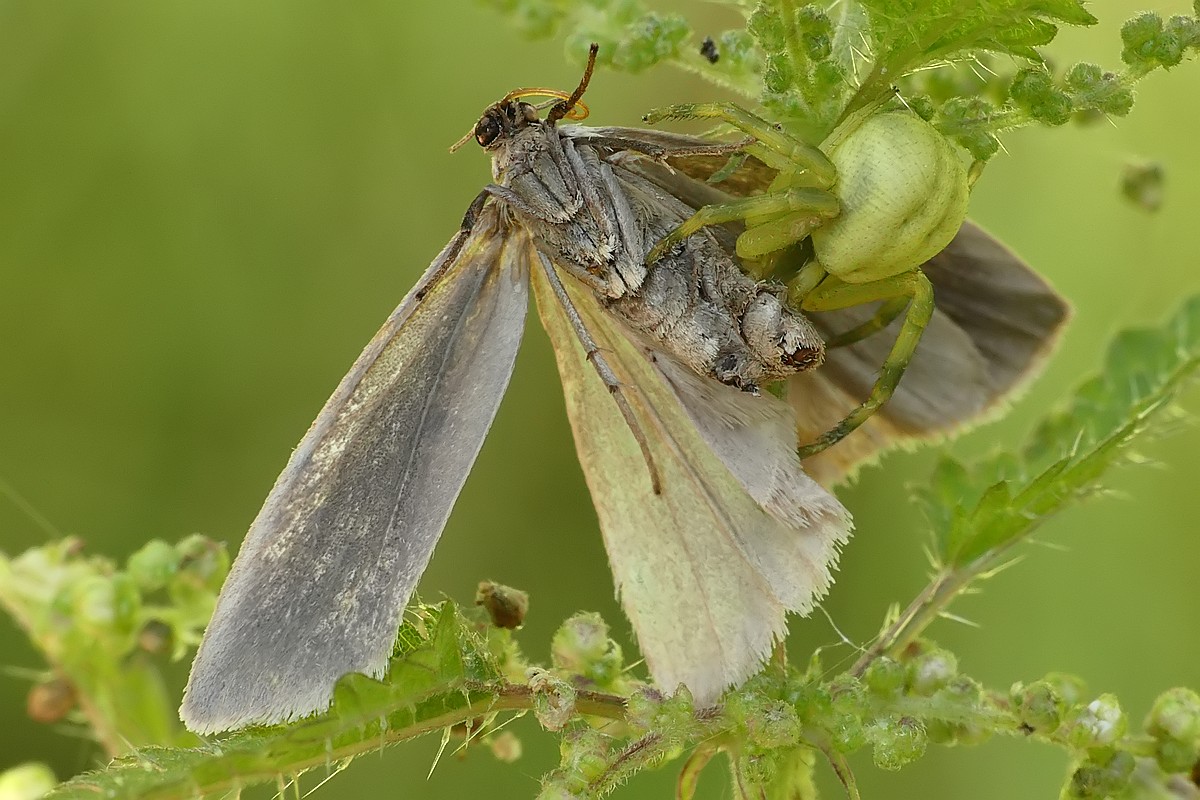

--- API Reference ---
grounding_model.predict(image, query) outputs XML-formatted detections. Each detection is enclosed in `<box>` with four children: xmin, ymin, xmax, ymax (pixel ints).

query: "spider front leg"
<box><xmin>794</xmin><ymin>270</ymin><xmax>934</xmax><ymax>458</ymax></box>
<box><xmin>823</xmin><ymin>296</ymin><xmax>909</xmax><ymax>348</ymax></box>
<box><xmin>643</xmin><ymin>102</ymin><xmax>842</xmax><ymax>276</ymax></box>
<box><xmin>643</xmin><ymin>102</ymin><xmax>836</xmax><ymax>187</ymax></box>
<box><xmin>644</xmin><ymin>187</ymin><xmax>840</xmax><ymax>265</ymax></box>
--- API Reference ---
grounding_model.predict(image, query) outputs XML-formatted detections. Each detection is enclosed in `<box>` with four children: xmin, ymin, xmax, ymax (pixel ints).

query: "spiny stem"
<box><xmin>134</xmin><ymin>684</ymin><xmax>629</xmax><ymax>800</ymax></box>
<box><xmin>850</xmin><ymin>574</ymin><xmax>953</xmax><ymax>675</ymax></box>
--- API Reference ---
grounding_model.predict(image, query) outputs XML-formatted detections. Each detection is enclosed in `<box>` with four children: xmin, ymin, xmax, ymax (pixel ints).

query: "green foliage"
<box><xmin>40</xmin><ymin>602</ymin><xmax>541</xmax><ymax>800</ymax></box>
<box><xmin>917</xmin><ymin>295</ymin><xmax>1200</xmax><ymax>572</ymax></box>
<box><xmin>0</xmin><ymin>536</ymin><xmax>226</xmax><ymax>756</ymax></box>
<box><xmin>488</xmin><ymin>0</ymin><xmax>1199</xmax><ymax>158</ymax></box>
<box><xmin>6</xmin><ymin>295</ymin><xmax>1199</xmax><ymax>799</ymax></box>
<box><xmin>6</xmin><ymin>3</ymin><xmax>1200</xmax><ymax>798</ymax></box>
<box><xmin>478</xmin><ymin>0</ymin><xmax>696</xmax><ymax>76</ymax></box>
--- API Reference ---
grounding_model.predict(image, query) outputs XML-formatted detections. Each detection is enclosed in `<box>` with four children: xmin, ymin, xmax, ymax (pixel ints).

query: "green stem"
<box><xmin>815</xmin><ymin>740</ymin><xmax>861</xmax><ymax>800</ymax></box>
<box><xmin>849</xmin><ymin>573</ymin><xmax>958</xmax><ymax>676</ymax></box>
<box><xmin>121</xmin><ymin>684</ymin><xmax>627</xmax><ymax>800</ymax></box>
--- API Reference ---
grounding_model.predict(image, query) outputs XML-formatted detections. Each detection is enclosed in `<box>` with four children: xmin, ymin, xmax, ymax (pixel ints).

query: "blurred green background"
<box><xmin>1</xmin><ymin>2</ymin><xmax>1198</xmax><ymax>798</ymax></box>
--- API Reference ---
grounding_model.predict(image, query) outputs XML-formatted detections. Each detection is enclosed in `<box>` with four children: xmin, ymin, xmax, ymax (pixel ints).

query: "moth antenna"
<box><xmin>547</xmin><ymin>43</ymin><xmax>599</xmax><ymax>126</ymax></box>
<box><xmin>448</xmin><ymin>127</ymin><xmax>475</xmax><ymax>153</ymax></box>
<box><xmin>534</xmin><ymin>96</ymin><xmax>590</xmax><ymax>119</ymax></box>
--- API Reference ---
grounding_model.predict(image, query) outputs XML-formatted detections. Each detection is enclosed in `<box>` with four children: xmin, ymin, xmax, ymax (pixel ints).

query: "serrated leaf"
<box><xmin>913</xmin><ymin>457</ymin><xmax>971</xmax><ymax>557</ymax></box>
<box><xmin>989</xmin><ymin>18</ymin><xmax>1059</xmax><ymax>47</ymax></box>
<box><xmin>952</xmin><ymin>480</ymin><xmax>1018</xmax><ymax>563</ymax></box>
<box><xmin>927</xmin><ymin>295</ymin><xmax>1200</xmax><ymax>570</ymax></box>
<box><xmin>857</xmin><ymin>0</ymin><xmax>1098</xmax><ymax>76</ymax></box>
<box><xmin>1029</xmin><ymin>0</ymin><xmax>1098</xmax><ymax>26</ymax></box>
<box><xmin>44</xmin><ymin>602</ymin><xmax>508</xmax><ymax>800</ymax></box>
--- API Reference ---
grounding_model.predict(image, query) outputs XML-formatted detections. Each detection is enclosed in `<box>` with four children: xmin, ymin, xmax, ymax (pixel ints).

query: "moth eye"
<box><xmin>474</xmin><ymin>115</ymin><xmax>501</xmax><ymax>147</ymax></box>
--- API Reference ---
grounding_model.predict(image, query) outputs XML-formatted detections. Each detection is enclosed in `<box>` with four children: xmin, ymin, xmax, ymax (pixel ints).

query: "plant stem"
<box><xmin>129</xmin><ymin>684</ymin><xmax>628</xmax><ymax>800</ymax></box>
<box><xmin>849</xmin><ymin>571</ymin><xmax>963</xmax><ymax>676</ymax></box>
<box><xmin>816</xmin><ymin>740</ymin><xmax>861</xmax><ymax>800</ymax></box>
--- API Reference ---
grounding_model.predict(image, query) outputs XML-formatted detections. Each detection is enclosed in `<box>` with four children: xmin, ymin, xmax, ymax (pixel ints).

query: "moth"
<box><xmin>180</xmin><ymin>48</ymin><xmax>1068</xmax><ymax>734</ymax></box>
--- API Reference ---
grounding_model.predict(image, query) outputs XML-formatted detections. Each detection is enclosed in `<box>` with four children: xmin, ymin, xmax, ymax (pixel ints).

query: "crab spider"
<box><xmin>644</xmin><ymin>102</ymin><xmax>970</xmax><ymax>458</ymax></box>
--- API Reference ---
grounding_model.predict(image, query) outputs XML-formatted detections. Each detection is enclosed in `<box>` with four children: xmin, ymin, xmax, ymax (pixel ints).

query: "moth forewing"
<box><xmin>180</xmin><ymin>204</ymin><xmax>534</xmax><ymax>734</ymax></box>
<box><xmin>532</xmin><ymin>262</ymin><xmax>851</xmax><ymax>706</ymax></box>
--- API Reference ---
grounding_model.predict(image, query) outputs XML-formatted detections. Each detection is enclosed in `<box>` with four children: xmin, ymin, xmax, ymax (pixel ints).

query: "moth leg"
<box><xmin>483</xmin><ymin>184</ymin><xmax>572</xmax><ymax>224</ymax></box>
<box><xmin>415</xmin><ymin>190</ymin><xmax>491</xmax><ymax>301</ymax></box>
<box><xmin>645</xmin><ymin>188</ymin><xmax>839</xmax><ymax>264</ymax></box>
<box><xmin>536</xmin><ymin>255</ymin><xmax>664</xmax><ymax>494</ymax></box>
<box><xmin>643</xmin><ymin>102</ymin><xmax>835</xmax><ymax>187</ymax></box>
<box><xmin>795</xmin><ymin>271</ymin><xmax>935</xmax><ymax>457</ymax></box>
<box><xmin>824</xmin><ymin>296</ymin><xmax>909</xmax><ymax>348</ymax></box>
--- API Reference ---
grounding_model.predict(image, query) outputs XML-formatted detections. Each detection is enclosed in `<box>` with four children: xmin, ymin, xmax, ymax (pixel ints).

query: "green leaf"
<box><xmin>43</xmin><ymin>602</ymin><xmax>510</xmax><ymax>800</ymax></box>
<box><xmin>922</xmin><ymin>294</ymin><xmax>1200</xmax><ymax>569</ymax></box>
<box><xmin>1030</xmin><ymin>0</ymin><xmax>1098</xmax><ymax>26</ymax></box>
<box><xmin>856</xmin><ymin>0</ymin><xmax>1096</xmax><ymax>73</ymax></box>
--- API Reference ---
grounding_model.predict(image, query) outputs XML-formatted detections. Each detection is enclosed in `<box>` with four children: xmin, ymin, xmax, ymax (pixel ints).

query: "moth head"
<box><xmin>449</xmin><ymin>43</ymin><xmax>599</xmax><ymax>154</ymax></box>
<box><xmin>471</xmin><ymin>100</ymin><xmax>541</xmax><ymax>150</ymax></box>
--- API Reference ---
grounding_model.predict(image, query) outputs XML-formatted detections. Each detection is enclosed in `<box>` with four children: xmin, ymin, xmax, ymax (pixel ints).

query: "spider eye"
<box><xmin>474</xmin><ymin>114</ymin><xmax>502</xmax><ymax>147</ymax></box>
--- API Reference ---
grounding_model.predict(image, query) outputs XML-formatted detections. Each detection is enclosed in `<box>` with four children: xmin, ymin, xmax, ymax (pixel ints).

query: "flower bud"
<box><xmin>738</xmin><ymin>751</ymin><xmax>777</xmax><ymax>786</ymax></box>
<box><xmin>1065</xmin><ymin>750</ymin><xmax>1135</xmax><ymax>798</ymax></box>
<box><xmin>528</xmin><ymin>668</ymin><xmax>576</xmax><ymax>732</ymax></box>
<box><xmin>728</xmin><ymin>694</ymin><xmax>800</xmax><ymax>750</ymax></box>
<box><xmin>1153</xmin><ymin>736</ymin><xmax>1199</xmax><ymax>774</ymax></box>
<box><xmin>475</xmin><ymin>581</ymin><xmax>528</xmax><ymax>629</ymax></box>
<box><xmin>748</xmin><ymin>5</ymin><xmax>786</xmax><ymax>53</ymax></box>
<box><xmin>1121</xmin><ymin>13</ymin><xmax>1165</xmax><ymax>66</ymax></box>
<box><xmin>1010</xmin><ymin>67</ymin><xmax>1072</xmax><ymax>125</ymax></box>
<box><xmin>558</xmin><ymin>728</ymin><xmax>609</xmax><ymax>791</ymax></box>
<box><xmin>1147</xmin><ymin>688</ymin><xmax>1200</xmax><ymax>743</ymax></box>
<box><xmin>1011</xmin><ymin>680</ymin><xmax>1066</xmax><ymax>734</ymax></box>
<box><xmin>1065</xmin><ymin>694</ymin><xmax>1127</xmax><ymax>749</ymax></box>
<box><xmin>1121</xmin><ymin>160</ymin><xmax>1166</xmax><ymax>212</ymax></box>
<box><xmin>489</xmin><ymin>731</ymin><xmax>522</xmax><ymax>764</ymax></box>
<box><xmin>763</xmin><ymin>53</ymin><xmax>793</xmax><ymax>94</ymax></box>
<box><xmin>623</xmin><ymin>687</ymin><xmax>663</xmax><ymax>736</ymax></box>
<box><xmin>551</xmin><ymin>613</ymin><xmax>623</xmax><ymax>687</ymax></box>
<box><xmin>864</xmin><ymin>657</ymin><xmax>905</xmax><ymax>698</ymax></box>
<box><xmin>869</xmin><ymin>716</ymin><xmax>927</xmax><ymax>771</ymax></box>
<box><xmin>126</xmin><ymin>540</ymin><xmax>180</xmax><ymax>592</ymax></box>
<box><xmin>908</xmin><ymin>649</ymin><xmax>958</xmax><ymax>696</ymax></box>
<box><xmin>26</xmin><ymin>677</ymin><xmax>76</xmax><ymax>724</ymax></box>
<box><xmin>0</xmin><ymin>762</ymin><xmax>57</xmax><ymax>800</ymax></box>
<box><xmin>1044</xmin><ymin>672</ymin><xmax>1088</xmax><ymax>707</ymax></box>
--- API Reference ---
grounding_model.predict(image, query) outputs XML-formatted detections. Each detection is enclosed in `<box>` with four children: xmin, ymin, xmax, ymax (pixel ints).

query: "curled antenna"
<box><xmin>448</xmin><ymin>44</ymin><xmax>600</xmax><ymax>152</ymax></box>
<box><xmin>547</xmin><ymin>43</ymin><xmax>599</xmax><ymax>126</ymax></box>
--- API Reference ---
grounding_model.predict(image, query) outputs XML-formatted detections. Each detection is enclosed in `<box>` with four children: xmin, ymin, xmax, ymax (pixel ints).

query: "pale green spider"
<box><xmin>643</xmin><ymin>102</ymin><xmax>970</xmax><ymax>458</ymax></box>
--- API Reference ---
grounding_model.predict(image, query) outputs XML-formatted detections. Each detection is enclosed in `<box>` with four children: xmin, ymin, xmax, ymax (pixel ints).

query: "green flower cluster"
<box><xmin>488</xmin><ymin>0</ymin><xmax>1200</xmax><ymax>165</ymax></box>
<box><xmin>0</xmin><ymin>536</ymin><xmax>228</xmax><ymax>759</ymax></box>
